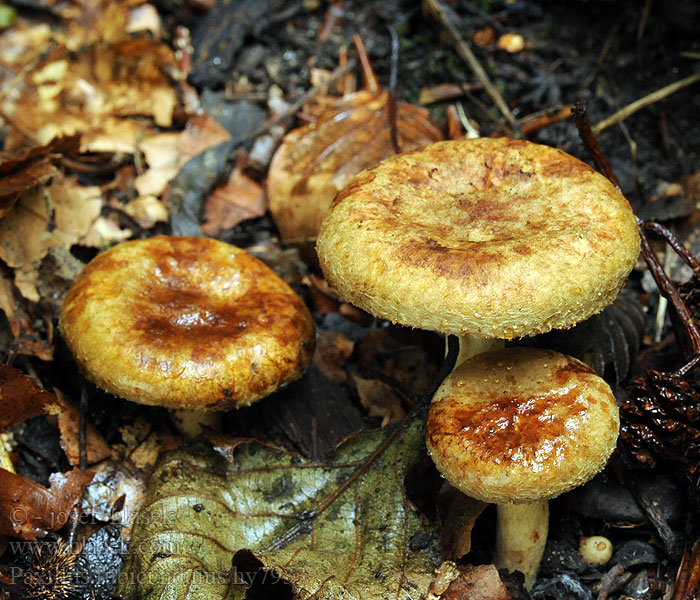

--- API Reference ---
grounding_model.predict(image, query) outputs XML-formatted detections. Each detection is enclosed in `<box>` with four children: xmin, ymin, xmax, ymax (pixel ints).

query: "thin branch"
<box><xmin>387</xmin><ymin>25</ymin><xmax>400</xmax><ymax>154</ymax></box>
<box><xmin>423</xmin><ymin>0</ymin><xmax>519</xmax><ymax>133</ymax></box>
<box><xmin>593</xmin><ymin>72</ymin><xmax>700</xmax><ymax>135</ymax></box>
<box><xmin>571</xmin><ymin>101</ymin><xmax>622</xmax><ymax>193</ymax></box>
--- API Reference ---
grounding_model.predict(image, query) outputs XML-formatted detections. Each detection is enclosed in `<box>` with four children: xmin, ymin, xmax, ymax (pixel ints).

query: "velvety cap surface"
<box><xmin>426</xmin><ymin>348</ymin><xmax>619</xmax><ymax>504</ymax></box>
<box><xmin>316</xmin><ymin>138</ymin><xmax>640</xmax><ymax>339</ymax></box>
<box><xmin>59</xmin><ymin>236</ymin><xmax>315</xmax><ymax>410</ymax></box>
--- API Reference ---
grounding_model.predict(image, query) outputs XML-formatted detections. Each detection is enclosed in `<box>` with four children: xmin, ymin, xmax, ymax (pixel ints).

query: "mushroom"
<box><xmin>316</xmin><ymin>138</ymin><xmax>640</xmax><ymax>585</ymax></box>
<box><xmin>426</xmin><ymin>347</ymin><xmax>619</xmax><ymax>586</ymax></box>
<box><xmin>579</xmin><ymin>535</ymin><xmax>614</xmax><ymax>566</ymax></box>
<box><xmin>59</xmin><ymin>236</ymin><xmax>315</xmax><ymax>435</ymax></box>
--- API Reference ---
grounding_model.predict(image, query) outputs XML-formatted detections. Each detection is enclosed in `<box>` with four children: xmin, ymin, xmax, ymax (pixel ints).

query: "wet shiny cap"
<box><xmin>316</xmin><ymin>138</ymin><xmax>640</xmax><ymax>339</ymax></box>
<box><xmin>426</xmin><ymin>347</ymin><xmax>619</xmax><ymax>504</ymax></box>
<box><xmin>59</xmin><ymin>236</ymin><xmax>315</xmax><ymax>410</ymax></box>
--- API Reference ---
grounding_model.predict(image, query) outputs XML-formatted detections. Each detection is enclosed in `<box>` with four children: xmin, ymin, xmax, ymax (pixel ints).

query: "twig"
<box><xmin>572</xmin><ymin>101</ymin><xmax>622</xmax><ymax>192</ymax></box>
<box><xmin>593</xmin><ymin>72</ymin><xmax>700</xmax><ymax>135</ymax></box>
<box><xmin>596</xmin><ymin>563</ymin><xmax>625</xmax><ymax>600</ymax></box>
<box><xmin>387</xmin><ymin>25</ymin><xmax>400</xmax><ymax>154</ymax></box>
<box><xmin>352</xmin><ymin>34</ymin><xmax>378</xmax><ymax>93</ymax></box>
<box><xmin>673</xmin><ymin>538</ymin><xmax>700</xmax><ymax>600</ymax></box>
<box><xmin>79</xmin><ymin>386</ymin><xmax>88</xmax><ymax>471</ymax></box>
<box><xmin>423</xmin><ymin>0</ymin><xmax>519</xmax><ymax>133</ymax></box>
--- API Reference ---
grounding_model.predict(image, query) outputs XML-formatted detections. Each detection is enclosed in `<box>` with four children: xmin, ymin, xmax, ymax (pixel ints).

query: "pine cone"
<box><xmin>621</xmin><ymin>370</ymin><xmax>700</xmax><ymax>495</ymax></box>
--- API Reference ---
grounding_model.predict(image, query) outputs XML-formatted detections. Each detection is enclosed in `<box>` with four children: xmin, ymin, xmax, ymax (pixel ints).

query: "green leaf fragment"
<box><xmin>119</xmin><ymin>418</ymin><xmax>441</xmax><ymax>599</ymax></box>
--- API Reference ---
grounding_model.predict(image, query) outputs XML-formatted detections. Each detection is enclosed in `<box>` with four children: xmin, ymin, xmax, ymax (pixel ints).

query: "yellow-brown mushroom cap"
<box><xmin>316</xmin><ymin>138</ymin><xmax>640</xmax><ymax>339</ymax></box>
<box><xmin>426</xmin><ymin>348</ymin><xmax>619</xmax><ymax>504</ymax></box>
<box><xmin>59</xmin><ymin>236</ymin><xmax>315</xmax><ymax>410</ymax></box>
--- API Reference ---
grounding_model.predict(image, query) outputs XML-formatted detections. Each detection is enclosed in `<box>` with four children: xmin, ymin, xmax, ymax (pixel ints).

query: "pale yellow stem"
<box><xmin>455</xmin><ymin>334</ymin><xmax>505</xmax><ymax>365</ymax></box>
<box><xmin>170</xmin><ymin>409</ymin><xmax>222</xmax><ymax>439</ymax></box>
<box><xmin>494</xmin><ymin>499</ymin><xmax>549</xmax><ymax>590</ymax></box>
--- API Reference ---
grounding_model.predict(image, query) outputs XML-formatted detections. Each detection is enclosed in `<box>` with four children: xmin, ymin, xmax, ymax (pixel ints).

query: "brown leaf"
<box><xmin>176</xmin><ymin>113</ymin><xmax>231</xmax><ymax>166</ymax></box>
<box><xmin>0</xmin><ymin>468</ymin><xmax>93</xmax><ymax>539</ymax></box>
<box><xmin>313</xmin><ymin>329</ymin><xmax>354</xmax><ymax>382</ymax></box>
<box><xmin>202</xmin><ymin>154</ymin><xmax>266</xmax><ymax>235</ymax></box>
<box><xmin>54</xmin><ymin>389</ymin><xmax>112</xmax><ymax>467</ymax></box>
<box><xmin>268</xmin><ymin>89</ymin><xmax>443</xmax><ymax>242</ymax></box>
<box><xmin>0</xmin><ymin>174</ymin><xmax>101</xmax><ymax>301</ymax></box>
<box><xmin>2</xmin><ymin>39</ymin><xmax>177</xmax><ymax>147</ymax></box>
<box><xmin>0</xmin><ymin>136</ymin><xmax>81</xmax><ymax>220</ymax></box>
<box><xmin>352</xmin><ymin>373</ymin><xmax>406</xmax><ymax>425</ymax></box>
<box><xmin>0</xmin><ymin>269</ymin><xmax>54</xmax><ymax>360</ymax></box>
<box><xmin>441</xmin><ymin>565</ymin><xmax>512</xmax><ymax>600</ymax></box>
<box><xmin>0</xmin><ymin>365</ymin><xmax>64</xmax><ymax>432</ymax></box>
<box><xmin>437</xmin><ymin>483</ymin><xmax>488</xmax><ymax>559</ymax></box>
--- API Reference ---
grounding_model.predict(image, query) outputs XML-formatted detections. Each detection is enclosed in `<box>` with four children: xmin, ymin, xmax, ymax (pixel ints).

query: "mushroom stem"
<box><xmin>170</xmin><ymin>409</ymin><xmax>222</xmax><ymax>439</ymax></box>
<box><xmin>494</xmin><ymin>500</ymin><xmax>549</xmax><ymax>590</ymax></box>
<box><xmin>455</xmin><ymin>334</ymin><xmax>504</xmax><ymax>365</ymax></box>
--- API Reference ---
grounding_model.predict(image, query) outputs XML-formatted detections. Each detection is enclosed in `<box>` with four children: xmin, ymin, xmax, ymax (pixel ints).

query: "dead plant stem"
<box><xmin>423</xmin><ymin>0</ymin><xmax>519</xmax><ymax>133</ymax></box>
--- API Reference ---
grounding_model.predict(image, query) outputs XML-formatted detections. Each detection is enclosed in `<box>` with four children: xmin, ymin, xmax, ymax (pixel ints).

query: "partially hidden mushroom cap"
<box><xmin>426</xmin><ymin>347</ymin><xmax>619</xmax><ymax>504</ymax></box>
<box><xmin>316</xmin><ymin>138</ymin><xmax>640</xmax><ymax>339</ymax></box>
<box><xmin>59</xmin><ymin>236</ymin><xmax>315</xmax><ymax>411</ymax></box>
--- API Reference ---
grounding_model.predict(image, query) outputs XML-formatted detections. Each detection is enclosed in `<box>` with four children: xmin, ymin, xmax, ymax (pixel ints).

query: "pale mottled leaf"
<box><xmin>119</xmin><ymin>418</ymin><xmax>440</xmax><ymax>599</ymax></box>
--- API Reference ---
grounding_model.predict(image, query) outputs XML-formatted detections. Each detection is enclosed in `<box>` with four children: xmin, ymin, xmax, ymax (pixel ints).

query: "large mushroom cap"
<box><xmin>59</xmin><ymin>236</ymin><xmax>315</xmax><ymax>410</ymax></box>
<box><xmin>426</xmin><ymin>347</ymin><xmax>619</xmax><ymax>504</ymax></box>
<box><xmin>316</xmin><ymin>138</ymin><xmax>640</xmax><ymax>339</ymax></box>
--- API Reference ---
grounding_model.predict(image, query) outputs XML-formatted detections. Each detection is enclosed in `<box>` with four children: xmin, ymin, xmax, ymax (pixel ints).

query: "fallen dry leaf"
<box><xmin>202</xmin><ymin>152</ymin><xmax>266</xmax><ymax>236</ymax></box>
<box><xmin>268</xmin><ymin>89</ymin><xmax>443</xmax><ymax>243</ymax></box>
<box><xmin>437</xmin><ymin>483</ymin><xmax>488</xmax><ymax>559</ymax></box>
<box><xmin>0</xmin><ymin>174</ymin><xmax>101</xmax><ymax>301</ymax></box>
<box><xmin>0</xmin><ymin>136</ymin><xmax>80</xmax><ymax>220</ymax></box>
<box><xmin>352</xmin><ymin>373</ymin><xmax>406</xmax><ymax>425</ymax></box>
<box><xmin>54</xmin><ymin>389</ymin><xmax>112</xmax><ymax>467</ymax></box>
<box><xmin>0</xmin><ymin>365</ymin><xmax>64</xmax><ymax>432</ymax></box>
<box><xmin>441</xmin><ymin>565</ymin><xmax>512</xmax><ymax>600</ymax></box>
<box><xmin>313</xmin><ymin>329</ymin><xmax>354</xmax><ymax>382</ymax></box>
<box><xmin>0</xmin><ymin>269</ymin><xmax>54</xmax><ymax>360</ymax></box>
<box><xmin>0</xmin><ymin>468</ymin><xmax>93</xmax><ymax>540</ymax></box>
<box><xmin>1</xmin><ymin>37</ymin><xmax>177</xmax><ymax>151</ymax></box>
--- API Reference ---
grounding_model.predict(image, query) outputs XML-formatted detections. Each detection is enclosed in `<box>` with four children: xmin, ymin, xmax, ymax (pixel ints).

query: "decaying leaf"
<box><xmin>120</xmin><ymin>418</ymin><xmax>442</xmax><ymax>599</ymax></box>
<box><xmin>352</xmin><ymin>373</ymin><xmax>406</xmax><ymax>425</ymax></box>
<box><xmin>0</xmin><ymin>136</ymin><xmax>80</xmax><ymax>220</ymax></box>
<box><xmin>0</xmin><ymin>174</ymin><xmax>101</xmax><ymax>301</ymax></box>
<box><xmin>267</xmin><ymin>89</ymin><xmax>443</xmax><ymax>243</ymax></box>
<box><xmin>2</xmin><ymin>38</ymin><xmax>177</xmax><ymax>149</ymax></box>
<box><xmin>0</xmin><ymin>364</ymin><xmax>64</xmax><ymax>431</ymax></box>
<box><xmin>440</xmin><ymin>564</ymin><xmax>512</xmax><ymax>600</ymax></box>
<box><xmin>436</xmin><ymin>484</ymin><xmax>488</xmax><ymax>559</ymax></box>
<box><xmin>0</xmin><ymin>468</ymin><xmax>93</xmax><ymax>539</ymax></box>
<box><xmin>201</xmin><ymin>152</ymin><xmax>266</xmax><ymax>236</ymax></box>
<box><xmin>0</xmin><ymin>267</ymin><xmax>54</xmax><ymax>360</ymax></box>
<box><xmin>53</xmin><ymin>389</ymin><xmax>112</xmax><ymax>467</ymax></box>
<box><xmin>313</xmin><ymin>329</ymin><xmax>354</xmax><ymax>382</ymax></box>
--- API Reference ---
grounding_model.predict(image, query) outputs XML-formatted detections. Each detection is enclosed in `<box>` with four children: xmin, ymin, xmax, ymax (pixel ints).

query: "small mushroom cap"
<box><xmin>426</xmin><ymin>348</ymin><xmax>619</xmax><ymax>504</ymax></box>
<box><xmin>59</xmin><ymin>236</ymin><xmax>315</xmax><ymax>410</ymax></box>
<box><xmin>316</xmin><ymin>138</ymin><xmax>640</xmax><ymax>339</ymax></box>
